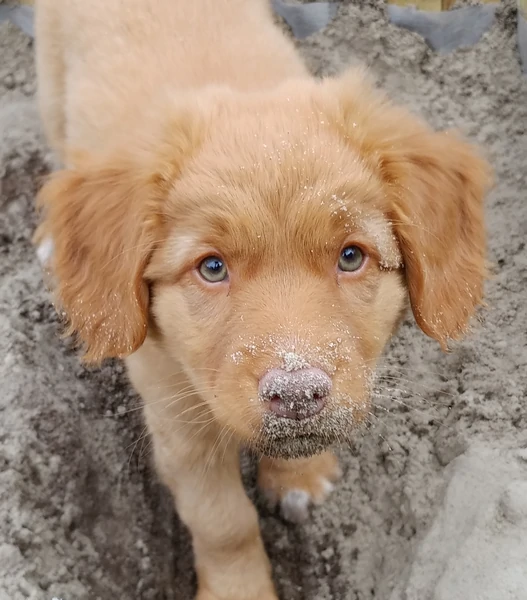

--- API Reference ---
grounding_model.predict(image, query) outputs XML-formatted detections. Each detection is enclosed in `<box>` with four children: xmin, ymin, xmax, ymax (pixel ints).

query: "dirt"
<box><xmin>1</xmin><ymin>1</ymin><xmax>526</xmax><ymax>599</ymax></box>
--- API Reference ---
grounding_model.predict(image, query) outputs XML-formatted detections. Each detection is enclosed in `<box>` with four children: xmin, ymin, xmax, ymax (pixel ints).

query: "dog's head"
<box><xmin>37</xmin><ymin>69</ymin><xmax>492</xmax><ymax>458</ymax></box>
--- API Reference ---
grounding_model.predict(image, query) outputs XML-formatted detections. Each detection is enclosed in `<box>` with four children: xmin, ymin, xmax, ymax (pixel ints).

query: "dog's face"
<box><xmin>146</xmin><ymin>120</ymin><xmax>407</xmax><ymax>457</ymax></box>
<box><xmin>37</xmin><ymin>70</ymin><xmax>492</xmax><ymax>458</ymax></box>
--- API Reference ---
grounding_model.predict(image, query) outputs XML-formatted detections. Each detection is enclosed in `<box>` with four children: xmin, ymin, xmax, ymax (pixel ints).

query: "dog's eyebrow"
<box><xmin>165</xmin><ymin>233</ymin><xmax>201</xmax><ymax>270</ymax></box>
<box><xmin>164</xmin><ymin>212</ymin><xmax>402</xmax><ymax>271</ymax></box>
<box><xmin>328</xmin><ymin>195</ymin><xmax>401</xmax><ymax>269</ymax></box>
<box><xmin>355</xmin><ymin>213</ymin><xmax>403</xmax><ymax>270</ymax></box>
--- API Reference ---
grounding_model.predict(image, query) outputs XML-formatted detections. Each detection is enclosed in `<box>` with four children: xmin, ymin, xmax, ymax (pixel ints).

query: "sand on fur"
<box><xmin>1</xmin><ymin>1</ymin><xmax>526</xmax><ymax>599</ymax></box>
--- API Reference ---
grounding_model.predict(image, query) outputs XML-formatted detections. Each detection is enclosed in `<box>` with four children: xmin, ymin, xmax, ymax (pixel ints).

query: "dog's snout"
<box><xmin>258</xmin><ymin>368</ymin><xmax>331</xmax><ymax>420</ymax></box>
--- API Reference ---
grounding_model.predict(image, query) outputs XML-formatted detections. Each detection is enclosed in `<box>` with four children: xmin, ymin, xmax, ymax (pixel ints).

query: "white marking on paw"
<box><xmin>36</xmin><ymin>236</ymin><xmax>54</xmax><ymax>267</ymax></box>
<box><xmin>312</xmin><ymin>477</ymin><xmax>336</xmax><ymax>505</ymax></box>
<box><xmin>321</xmin><ymin>478</ymin><xmax>334</xmax><ymax>496</ymax></box>
<box><xmin>280</xmin><ymin>489</ymin><xmax>310</xmax><ymax>523</ymax></box>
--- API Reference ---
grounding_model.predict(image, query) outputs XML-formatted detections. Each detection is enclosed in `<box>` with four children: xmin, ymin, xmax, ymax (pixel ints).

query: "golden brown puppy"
<box><xmin>34</xmin><ymin>0</ymin><xmax>492</xmax><ymax>598</ymax></box>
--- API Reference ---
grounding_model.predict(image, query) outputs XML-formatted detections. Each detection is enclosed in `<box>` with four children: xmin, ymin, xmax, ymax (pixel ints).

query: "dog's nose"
<box><xmin>258</xmin><ymin>368</ymin><xmax>331</xmax><ymax>420</ymax></box>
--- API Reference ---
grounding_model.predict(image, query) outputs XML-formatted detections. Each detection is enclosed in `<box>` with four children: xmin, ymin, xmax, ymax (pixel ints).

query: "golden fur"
<box><xmin>34</xmin><ymin>0</ymin><xmax>492</xmax><ymax>598</ymax></box>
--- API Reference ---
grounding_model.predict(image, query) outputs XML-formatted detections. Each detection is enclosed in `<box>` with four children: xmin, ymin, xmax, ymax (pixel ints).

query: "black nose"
<box><xmin>258</xmin><ymin>368</ymin><xmax>332</xmax><ymax>420</ymax></box>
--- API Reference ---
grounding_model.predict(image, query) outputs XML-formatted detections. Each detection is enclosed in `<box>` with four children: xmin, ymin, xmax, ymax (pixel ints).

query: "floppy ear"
<box><xmin>381</xmin><ymin>128</ymin><xmax>491</xmax><ymax>348</ymax></box>
<box><xmin>322</xmin><ymin>68</ymin><xmax>493</xmax><ymax>348</ymax></box>
<box><xmin>35</xmin><ymin>107</ymin><xmax>204</xmax><ymax>362</ymax></box>
<box><xmin>36</xmin><ymin>157</ymin><xmax>164</xmax><ymax>362</ymax></box>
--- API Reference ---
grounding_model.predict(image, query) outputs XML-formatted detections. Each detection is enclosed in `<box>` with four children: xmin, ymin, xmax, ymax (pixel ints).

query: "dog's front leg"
<box><xmin>145</xmin><ymin>403</ymin><xmax>278</xmax><ymax>600</ymax></box>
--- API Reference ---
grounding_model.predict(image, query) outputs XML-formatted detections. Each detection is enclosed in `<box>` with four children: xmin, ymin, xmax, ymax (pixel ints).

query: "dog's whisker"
<box><xmin>147</xmin><ymin>367</ymin><xmax>229</xmax><ymax>391</ymax></box>
<box><xmin>111</xmin><ymin>385</ymin><xmax>211</xmax><ymax>416</ymax></box>
<box><xmin>369</xmin><ymin>362</ymin><xmax>444</xmax><ymax>376</ymax></box>
<box><xmin>163</xmin><ymin>390</ymin><xmax>210</xmax><ymax>411</ymax></box>
<box><xmin>200</xmin><ymin>424</ymin><xmax>233</xmax><ymax>484</ymax></box>
<box><xmin>168</xmin><ymin>401</ymin><xmax>212</xmax><ymax>420</ymax></box>
<box><xmin>372</xmin><ymin>388</ymin><xmax>451</xmax><ymax>409</ymax></box>
<box><xmin>373</xmin><ymin>375</ymin><xmax>456</xmax><ymax>399</ymax></box>
<box><xmin>371</xmin><ymin>395</ymin><xmax>454</xmax><ymax>432</ymax></box>
<box><xmin>139</xmin><ymin>433</ymin><xmax>153</xmax><ymax>459</ymax></box>
<box><xmin>220</xmin><ymin>428</ymin><xmax>238</xmax><ymax>465</ymax></box>
<box><xmin>375</xmin><ymin>367</ymin><xmax>454</xmax><ymax>395</ymax></box>
<box><xmin>373</xmin><ymin>392</ymin><xmax>451</xmax><ymax>412</ymax></box>
<box><xmin>115</xmin><ymin>391</ymin><xmax>208</xmax><ymax>418</ymax></box>
<box><xmin>126</xmin><ymin>425</ymin><xmax>150</xmax><ymax>467</ymax></box>
<box><xmin>99</xmin><ymin>237</ymin><xmax>173</xmax><ymax>271</ymax></box>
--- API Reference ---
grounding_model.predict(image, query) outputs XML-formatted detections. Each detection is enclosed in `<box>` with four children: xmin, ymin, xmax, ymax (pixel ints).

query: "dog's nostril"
<box><xmin>259</xmin><ymin>367</ymin><xmax>332</xmax><ymax>420</ymax></box>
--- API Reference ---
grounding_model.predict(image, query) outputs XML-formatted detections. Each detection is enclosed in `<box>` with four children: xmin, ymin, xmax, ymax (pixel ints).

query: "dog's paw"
<box><xmin>257</xmin><ymin>451</ymin><xmax>342</xmax><ymax>523</ymax></box>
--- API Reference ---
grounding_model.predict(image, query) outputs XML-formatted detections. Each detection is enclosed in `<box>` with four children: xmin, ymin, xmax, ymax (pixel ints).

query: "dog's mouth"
<box><xmin>250</xmin><ymin>403</ymin><xmax>360</xmax><ymax>459</ymax></box>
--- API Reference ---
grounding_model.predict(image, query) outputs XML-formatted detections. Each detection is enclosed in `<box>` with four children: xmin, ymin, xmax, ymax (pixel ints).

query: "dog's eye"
<box><xmin>198</xmin><ymin>256</ymin><xmax>228</xmax><ymax>283</ymax></box>
<box><xmin>338</xmin><ymin>245</ymin><xmax>364</xmax><ymax>272</ymax></box>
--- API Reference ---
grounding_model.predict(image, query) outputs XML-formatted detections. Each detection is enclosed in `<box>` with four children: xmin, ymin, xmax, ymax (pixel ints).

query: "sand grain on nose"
<box><xmin>259</xmin><ymin>367</ymin><xmax>332</xmax><ymax>420</ymax></box>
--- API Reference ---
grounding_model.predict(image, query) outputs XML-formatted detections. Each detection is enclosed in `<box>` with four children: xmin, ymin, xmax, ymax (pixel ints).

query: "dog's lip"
<box><xmin>267</xmin><ymin>396</ymin><xmax>326</xmax><ymax>420</ymax></box>
<box><xmin>260</xmin><ymin>410</ymin><xmax>329</xmax><ymax>436</ymax></box>
<box><xmin>270</xmin><ymin>429</ymin><xmax>324</xmax><ymax>441</ymax></box>
<box><xmin>252</xmin><ymin>430</ymin><xmax>333</xmax><ymax>460</ymax></box>
<box><xmin>259</xmin><ymin>400</ymin><xmax>360</xmax><ymax>434</ymax></box>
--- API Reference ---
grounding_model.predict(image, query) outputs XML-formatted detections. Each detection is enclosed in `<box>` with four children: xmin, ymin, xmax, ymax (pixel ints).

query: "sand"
<box><xmin>1</xmin><ymin>1</ymin><xmax>526</xmax><ymax>599</ymax></box>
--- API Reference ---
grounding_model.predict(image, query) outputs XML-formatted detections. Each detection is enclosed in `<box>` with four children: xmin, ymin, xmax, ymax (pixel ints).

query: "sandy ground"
<box><xmin>1</xmin><ymin>1</ymin><xmax>526</xmax><ymax>599</ymax></box>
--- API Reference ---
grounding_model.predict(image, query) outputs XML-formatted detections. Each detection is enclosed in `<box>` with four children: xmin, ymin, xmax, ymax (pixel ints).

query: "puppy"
<box><xmin>33</xmin><ymin>0</ymin><xmax>492</xmax><ymax>598</ymax></box>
